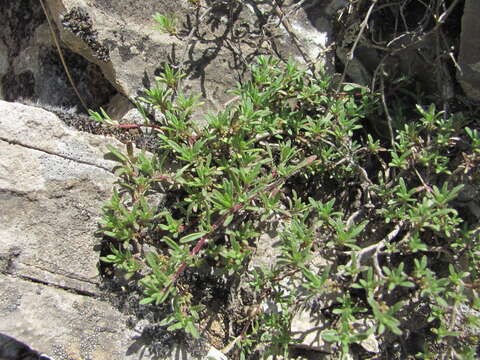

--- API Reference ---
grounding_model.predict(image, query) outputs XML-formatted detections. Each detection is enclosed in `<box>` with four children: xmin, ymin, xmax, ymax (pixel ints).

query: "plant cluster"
<box><xmin>153</xmin><ymin>13</ymin><xmax>178</xmax><ymax>36</ymax></box>
<box><xmin>93</xmin><ymin>56</ymin><xmax>480</xmax><ymax>359</ymax></box>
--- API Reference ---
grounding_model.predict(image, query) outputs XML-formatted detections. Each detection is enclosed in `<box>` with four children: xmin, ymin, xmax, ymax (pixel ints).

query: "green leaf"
<box><xmin>162</xmin><ymin>236</ymin><xmax>181</xmax><ymax>251</ymax></box>
<box><xmin>321</xmin><ymin>329</ymin><xmax>340</xmax><ymax>342</ymax></box>
<box><xmin>159</xmin><ymin>314</ymin><xmax>175</xmax><ymax>326</ymax></box>
<box><xmin>139</xmin><ymin>297</ymin><xmax>155</xmax><ymax>305</ymax></box>
<box><xmin>103</xmin><ymin>231</ymin><xmax>122</xmax><ymax>239</ymax></box>
<box><xmin>100</xmin><ymin>255</ymin><xmax>118</xmax><ymax>263</ymax></box>
<box><xmin>343</xmin><ymin>83</ymin><xmax>366</xmax><ymax>92</ymax></box>
<box><xmin>185</xmin><ymin>321</ymin><xmax>200</xmax><ymax>338</ymax></box>
<box><xmin>223</xmin><ymin>214</ymin><xmax>234</xmax><ymax>227</ymax></box>
<box><xmin>145</xmin><ymin>252</ymin><xmax>159</xmax><ymax>269</ymax></box>
<box><xmin>106</xmin><ymin>144</ymin><xmax>129</xmax><ymax>163</ymax></box>
<box><xmin>180</xmin><ymin>231</ymin><xmax>207</xmax><ymax>243</ymax></box>
<box><xmin>167</xmin><ymin>321</ymin><xmax>184</xmax><ymax>331</ymax></box>
<box><xmin>156</xmin><ymin>289</ymin><xmax>171</xmax><ymax>305</ymax></box>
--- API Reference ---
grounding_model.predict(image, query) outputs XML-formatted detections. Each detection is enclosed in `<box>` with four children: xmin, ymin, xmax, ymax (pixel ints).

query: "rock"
<box><xmin>290</xmin><ymin>315</ymin><xmax>379</xmax><ymax>359</ymax></box>
<box><xmin>249</xmin><ymin>229</ymin><xmax>281</xmax><ymax>271</ymax></box>
<box><xmin>290</xmin><ymin>309</ymin><xmax>333</xmax><ymax>354</ymax></box>
<box><xmin>0</xmin><ymin>100</ymin><xmax>225</xmax><ymax>359</ymax></box>
<box><xmin>0</xmin><ymin>100</ymin><xmax>122</xmax><ymax>295</ymax></box>
<box><xmin>41</xmin><ymin>0</ymin><xmax>332</xmax><ymax>113</ymax></box>
<box><xmin>458</xmin><ymin>0</ymin><xmax>480</xmax><ymax>101</ymax></box>
<box><xmin>1</xmin><ymin>0</ymin><xmax>335</xmax><ymax>117</ymax></box>
<box><xmin>0</xmin><ymin>0</ymin><xmax>116</xmax><ymax>109</ymax></box>
<box><xmin>0</xmin><ymin>100</ymin><xmax>147</xmax><ymax>359</ymax></box>
<box><xmin>0</xmin><ymin>274</ymin><xmax>138</xmax><ymax>360</ymax></box>
<box><xmin>0</xmin><ymin>38</ymin><xmax>8</xmax><ymax>99</ymax></box>
<box><xmin>351</xmin><ymin>319</ymin><xmax>379</xmax><ymax>354</ymax></box>
<box><xmin>105</xmin><ymin>93</ymin><xmax>135</xmax><ymax>121</ymax></box>
<box><xmin>205</xmin><ymin>346</ymin><xmax>229</xmax><ymax>360</ymax></box>
<box><xmin>43</xmin><ymin>0</ymin><xmax>332</xmax><ymax>98</ymax></box>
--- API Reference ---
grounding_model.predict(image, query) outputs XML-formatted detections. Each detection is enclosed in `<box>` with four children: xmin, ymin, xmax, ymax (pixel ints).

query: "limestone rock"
<box><xmin>290</xmin><ymin>309</ymin><xmax>336</xmax><ymax>357</ymax></box>
<box><xmin>0</xmin><ymin>39</ymin><xmax>8</xmax><ymax>100</ymax></box>
<box><xmin>205</xmin><ymin>346</ymin><xmax>229</xmax><ymax>360</ymax></box>
<box><xmin>0</xmin><ymin>100</ymin><xmax>147</xmax><ymax>359</ymax></box>
<box><xmin>350</xmin><ymin>319</ymin><xmax>379</xmax><ymax>354</ymax></box>
<box><xmin>0</xmin><ymin>0</ymin><xmax>333</xmax><ymax>115</ymax></box>
<box><xmin>1</xmin><ymin>0</ymin><xmax>335</xmax><ymax>118</ymax></box>
<box><xmin>0</xmin><ymin>100</ymin><xmax>123</xmax><ymax>295</ymax></box>
<box><xmin>41</xmin><ymin>0</ymin><xmax>333</xmax><ymax>113</ymax></box>
<box><xmin>0</xmin><ymin>275</ymin><xmax>137</xmax><ymax>360</ymax></box>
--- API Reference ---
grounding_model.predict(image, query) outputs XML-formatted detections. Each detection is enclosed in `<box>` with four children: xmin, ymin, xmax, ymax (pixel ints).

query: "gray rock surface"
<box><xmin>0</xmin><ymin>100</ymin><xmax>139</xmax><ymax>359</ymax></box>
<box><xmin>43</xmin><ymin>0</ymin><xmax>333</xmax><ymax>107</ymax></box>
<box><xmin>0</xmin><ymin>39</ymin><xmax>7</xmax><ymax>100</ymax></box>
<box><xmin>0</xmin><ymin>274</ymin><xmax>135</xmax><ymax>360</ymax></box>
<box><xmin>0</xmin><ymin>100</ymin><xmax>226</xmax><ymax>360</ymax></box>
<box><xmin>1</xmin><ymin>0</ymin><xmax>334</xmax><ymax>119</ymax></box>
<box><xmin>0</xmin><ymin>100</ymin><xmax>120</xmax><ymax>295</ymax></box>
<box><xmin>0</xmin><ymin>0</ymin><xmax>116</xmax><ymax>110</ymax></box>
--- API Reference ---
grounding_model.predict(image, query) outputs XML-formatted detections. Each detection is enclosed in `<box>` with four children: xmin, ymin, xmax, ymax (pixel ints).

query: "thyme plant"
<box><xmin>93</xmin><ymin>57</ymin><xmax>479</xmax><ymax>359</ymax></box>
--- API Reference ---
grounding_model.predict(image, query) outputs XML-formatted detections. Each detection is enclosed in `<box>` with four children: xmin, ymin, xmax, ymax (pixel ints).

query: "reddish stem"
<box><xmin>167</xmin><ymin>155</ymin><xmax>318</xmax><ymax>287</ymax></box>
<box><xmin>114</xmin><ymin>123</ymin><xmax>164</xmax><ymax>131</ymax></box>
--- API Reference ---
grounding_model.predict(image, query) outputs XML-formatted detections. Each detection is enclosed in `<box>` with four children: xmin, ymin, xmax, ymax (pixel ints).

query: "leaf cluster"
<box><xmin>96</xmin><ymin>57</ymin><xmax>479</xmax><ymax>359</ymax></box>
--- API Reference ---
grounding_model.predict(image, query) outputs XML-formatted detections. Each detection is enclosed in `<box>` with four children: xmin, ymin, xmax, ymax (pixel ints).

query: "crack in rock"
<box><xmin>8</xmin><ymin>273</ymin><xmax>98</xmax><ymax>298</ymax></box>
<box><xmin>0</xmin><ymin>137</ymin><xmax>112</xmax><ymax>172</ymax></box>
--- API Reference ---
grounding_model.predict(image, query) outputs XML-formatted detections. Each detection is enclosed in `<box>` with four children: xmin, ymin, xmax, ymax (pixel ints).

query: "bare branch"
<box><xmin>346</xmin><ymin>221</ymin><xmax>404</xmax><ymax>272</ymax></box>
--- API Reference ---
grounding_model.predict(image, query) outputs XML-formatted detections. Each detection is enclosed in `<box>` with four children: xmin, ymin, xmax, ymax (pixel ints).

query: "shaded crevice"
<box><xmin>0</xmin><ymin>0</ymin><xmax>118</xmax><ymax>113</ymax></box>
<box><xmin>35</xmin><ymin>46</ymin><xmax>116</xmax><ymax>111</ymax></box>
<box><xmin>0</xmin><ymin>333</ymin><xmax>52</xmax><ymax>360</ymax></box>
